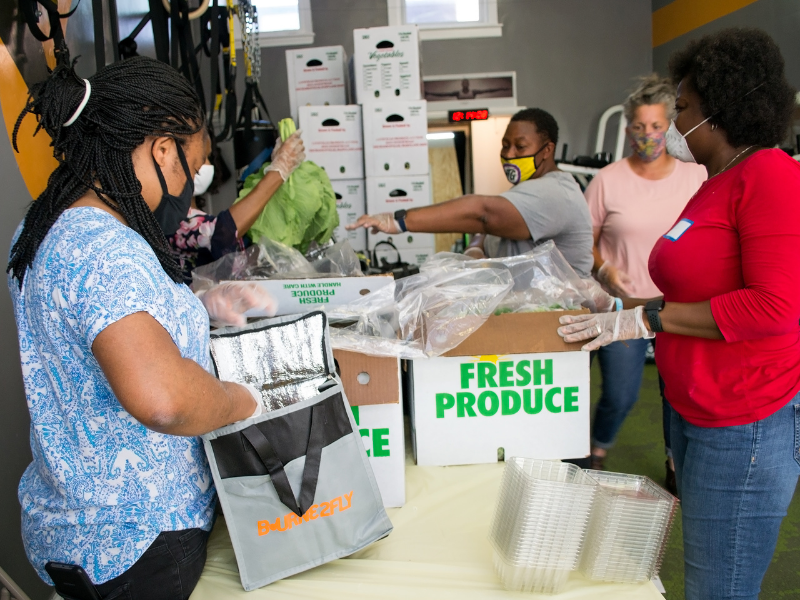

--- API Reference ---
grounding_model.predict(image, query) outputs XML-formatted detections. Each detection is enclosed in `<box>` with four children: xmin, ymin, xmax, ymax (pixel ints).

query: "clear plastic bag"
<box><xmin>424</xmin><ymin>241</ymin><xmax>591</xmax><ymax>314</ymax></box>
<box><xmin>328</xmin><ymin>266</ymin><xmax>513</xmax><ymax>359</ymax></box>
<box><xmin>191</xmin><ymin>237</ymin><xmax>362</xmax><ymax>293</ymax></box>
<box><xmin>310</xmin><ymin>240</ymin><xmax>363</xmax><ymax>277</ymax></box>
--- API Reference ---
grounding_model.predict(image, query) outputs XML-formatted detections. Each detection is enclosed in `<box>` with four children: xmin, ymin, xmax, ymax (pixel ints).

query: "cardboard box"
<box><xmin>334</xmin><ymin>349</ymin><xmax>405</xmax><ymax>508</ymax></box>
<box><xmin>237</xmin><ymin>274</ymin><xmax>394</xmax><ymax>317</ymax></box>
<box><xmin>365</xmin><ymin>175</ymin><xmax>431</xmax><ymax>214</ymax></box>
<box><xmin>368</xmin><ymin>235</ymin><xmax>435</xmax><ymax>268</ymax></box>
<box><xmin>362</xmin><ymin>101</ymin><xmax>429</xmax><ymax>177</ymax></box>
<box><xmin>406</xmin><ymin>311</ymin><xmax>591</xmax><ymax>466</ymax></box>
<box><xmin>299</xmin><ymin>105</ymin><xmax>364</xmax><ymax>180</ymax></box>
<box><xmin>353</xmin><ymin>25</ymin><xmax>421</xmax><ymax>103</ymax></box>
<box><xmin>331</xmin><ymin>179</ymin><xmax>367</xmax><ymax>252</ymax></box>
<box><xmin>286</xmin><ymin>46</ymin><xmax>348</xmax><ymax>123</ymax></box>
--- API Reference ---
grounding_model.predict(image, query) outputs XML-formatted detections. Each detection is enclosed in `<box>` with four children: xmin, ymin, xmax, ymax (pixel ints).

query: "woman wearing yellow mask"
<box><xmin>348</xmin><ymin>108</ymin><xmax>594</xmax><ymax>277</ymax></box>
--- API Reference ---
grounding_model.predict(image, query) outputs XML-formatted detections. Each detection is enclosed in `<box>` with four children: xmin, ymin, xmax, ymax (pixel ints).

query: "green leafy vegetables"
<box><xmin>235</xmin><ymin>118</ymin><xmax>339</xmax><ymax>254</ymax></box>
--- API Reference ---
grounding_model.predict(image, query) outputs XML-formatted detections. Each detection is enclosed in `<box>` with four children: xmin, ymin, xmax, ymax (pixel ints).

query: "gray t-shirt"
<box><xmin>485</xmin><ymin>171</ymin><xmax>593</xmax><ymax>277</ymax></box>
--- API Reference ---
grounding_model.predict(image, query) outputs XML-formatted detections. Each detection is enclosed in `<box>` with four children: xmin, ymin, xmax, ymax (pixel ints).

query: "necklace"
<box><xmin>711</xmin><ymin>145</ymin><xmax>757</xmax><ymax>178</ymax></box>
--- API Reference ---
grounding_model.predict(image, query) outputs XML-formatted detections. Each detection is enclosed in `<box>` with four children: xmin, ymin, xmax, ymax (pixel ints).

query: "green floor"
<box><xmin>592</xmin><ymin>362</ymin><xmax>800</xmax><ymax>599</ymax></box>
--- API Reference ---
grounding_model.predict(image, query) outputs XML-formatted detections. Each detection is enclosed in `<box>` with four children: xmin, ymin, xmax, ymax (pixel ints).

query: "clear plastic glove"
<box><xmin>264</xmin><ymin>130</ymin><xmax>305</xmax><ymax>181</ymax></box>
<box><xmin>463</xmin><ymin>246</ymin><xmax>486</xmax><ymax>259</ymax></box>
<box><xmin>196</xmin><ymin>282</ymin><xmax>278</xmax><ymax>327</ymax></box>
<box><xmin>578</xmin><ymin>277</ymin><xmax>616</xmax><ymax>313</ymax></box>
<box><xmin>230</xmin><ymin>382</ymin><xmax>263</xmax><ymax>423</ymax></box>
<box><xmin>346</xmin><ymin>212</ymin><xmax>401</xmax><ymax>235</ymax></box>
<box><xmin>597</xmin><ymin>262</ymin><xmax>634</xmax><ymax>298</ymax></box>
<box><xmin>557</xmin><ymin>305</ymin><xmax>654</xmax><ymax>351</ymax></box>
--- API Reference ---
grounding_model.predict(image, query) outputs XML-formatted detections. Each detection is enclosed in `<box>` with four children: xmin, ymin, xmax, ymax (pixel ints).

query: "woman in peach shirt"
<box><xmin>585</xmin><ymin>75</ymin><xmax>706</xmax><ymax>484</ymax></box>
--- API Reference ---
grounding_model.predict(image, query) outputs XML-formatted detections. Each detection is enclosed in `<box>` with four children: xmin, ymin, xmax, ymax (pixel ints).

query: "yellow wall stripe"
<box><xmin>0</xmin><ymin>36</ymin><xmax>58</xmax><ymax>200</ymax></box>
<box><xmin>653</xmin><ymin>0</ymin><xmax>760</xmax><ymax>47</ymax></box>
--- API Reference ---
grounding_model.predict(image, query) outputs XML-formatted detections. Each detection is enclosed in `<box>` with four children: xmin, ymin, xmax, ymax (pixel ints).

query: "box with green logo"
<box><xmin>241</xmin><ymin>274</ymin><xmax>394</xmax><ymax>317</ymax></box>
<box><xmin>406</xmin><ymin>311</ymin><xmax>590</xmax><ymax>467</ymax></box>
<box><xmin>334</xmin><ymin>349</ymin><xmax>405</xmax><ymax>507</ymax></box>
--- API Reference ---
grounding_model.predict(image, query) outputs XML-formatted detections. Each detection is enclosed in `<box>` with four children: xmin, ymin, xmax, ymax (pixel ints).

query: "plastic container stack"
<box><xmin>579</xmin><ymin>471</ymin><xmax>678</xmax><ymax>584</ymax></box>
<box><xmin>489</xmin><ymin>458</ymin><xmax>597</xmax><ymax>594</ymax></box>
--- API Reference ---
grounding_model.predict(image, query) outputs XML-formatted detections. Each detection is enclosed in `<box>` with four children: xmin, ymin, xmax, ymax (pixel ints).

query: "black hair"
<box><xmin>9</xmin><ymin>56</ymin><xmax>205</xmax><ymax>287</ymax></box>
<box><xmin>510</xmin><ymin>108</ymin><xmax>559</xmax><ymax>146</ymax></box>
<box><xmin>668</xmin><ymin>27</ymin><xmax>796</xmax><ymax>148</ymax></box>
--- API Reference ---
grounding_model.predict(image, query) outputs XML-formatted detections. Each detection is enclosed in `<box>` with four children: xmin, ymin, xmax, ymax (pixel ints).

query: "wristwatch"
<box><xmin>644</xmin><ymin>299</ymin><xmax>665</xmax><ymax>333</ymax></box>
<box><xmin>394</xmin><ymin>209</ymin><xmax>408</xmax><ymax>233</ymax></box>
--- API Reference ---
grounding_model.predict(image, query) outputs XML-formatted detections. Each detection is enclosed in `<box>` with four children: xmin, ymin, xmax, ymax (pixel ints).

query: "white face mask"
<box><xmin>193</xmin><ymin>164</ymin><xmax>215</xmax><ymax>196</ymax></box>
<box><xmin>665</xmin><ymin>117</ymin><xmax>711</xmax><ymax>163</ymax></box>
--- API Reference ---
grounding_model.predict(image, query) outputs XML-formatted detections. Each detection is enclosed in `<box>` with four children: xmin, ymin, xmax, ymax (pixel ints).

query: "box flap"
<box><xmin>442</xmin><ymin>310</ymin><xmax>587</xmax><ymax>357</ymax></box>
<box><xmin>334</xmin><ymin>349</ymin><xmax>400</xmax><ymax>406</ymax></box>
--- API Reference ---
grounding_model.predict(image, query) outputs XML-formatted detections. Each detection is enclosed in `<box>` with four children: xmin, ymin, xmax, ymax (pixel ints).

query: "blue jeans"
<box><xmin>671</xmin><ymin>392</ymin><xmax>800</xmax><ymax>600</ymax></box>
<box><xmin>592</xmin><ymin>338</ymin><xmax>650</xmax><ymax>449</ymax></box>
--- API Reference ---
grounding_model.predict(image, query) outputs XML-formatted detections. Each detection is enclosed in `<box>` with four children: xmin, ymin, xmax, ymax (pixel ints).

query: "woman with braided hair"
<box><xmin>7</xmin><ymin>57</ymin><xmax>270</xmax><ymax>599</ymax></box>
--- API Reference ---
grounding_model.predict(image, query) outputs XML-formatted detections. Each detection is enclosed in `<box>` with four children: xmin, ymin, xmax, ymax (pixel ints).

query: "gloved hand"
<box><xmin>346</xmin><ymin>212</ymin><xmax>401</xmax><ymax>235</ymax></box>
<box><xmin>463</xmin><ymin>246</ymin><xmax>486</xmax><ymax>259</ymax></box>
<box><xmin>597</xmin><ymin>262</ymin><xmax>634</xmax><ymax>298</ymax></box>
<box><xmin>196</xmin><ymin>282</ymin><xmax>278</xmax><ymax>327</ymax></box>
<box><xmin>557</xmin><ymin>305</ymin><xmax>654</xmax><ymax>351</ymax></box>
<box><xmin>578</xmin><ymin>277</ymin><xmax>616</xmax><ymax>313</ymax></box>
<box><xmin>231</xmin><ymin>382</ymin><xmax>264</xmax><ymax>423</ymax></box>
<box><xmin>264</xmin><ymin>131</ymin><xmax>305</xmax><ymax>181</ymax></box>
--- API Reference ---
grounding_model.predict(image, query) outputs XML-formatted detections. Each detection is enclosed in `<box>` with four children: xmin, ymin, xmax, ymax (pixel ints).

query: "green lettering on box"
<box><xmin>350</xmin><ymin>405</ymin><xmax>360</xmax><ymax>425</ymax></box>
<box><xmin>545</xmin><ymin>387</ymin><xmax>562</xmax><ymax>413</ymax></box>
<box><xmin>457</xmin><ymin>392</ymin><xmax>477</xmax><ymax>417</ymax></box>
<box><xmin>533</xmin><ymin>359</ymin><xmax>553</xmax><ymax>386</ymax></box>
<box><xmin>516</xmin><ymin>360</ymin><xmax>531</xmax><ymax>387</ymax></box>
<box><xmin>564</xmin><ymin>387</ymin><xmax>579</xmax><ymax>412</ymax></box>
<box><xmin>460</xmin><ymin>363</ymin><xmax>475</xmax><ymax>389</ymax></box>
<box><xmin>477</xmin><ymin>362</ymin><xmax>498</xmax><ymax>388</ymax></box>
<box><xmin>499</xmin><ymin>361</ymin><xmax>514</xmax><ymax>387</ymax></box>
<box><xmin>436</xmin><ymin>393</ymin><xmax>455</xmax><ymax>418</ymax></box>
<box><xmin>373</xmin><ymin>429</ymin><xmax>390</xmax><ymax>457</ymax></box>
<box><xmin>359</xmin><ymin>428</ymin><xmax>371</xmax><ymax>457</ymax></box>
<box><xmin>523</xmin><ymin>389</ymin><xmax>543</xmax><ymax>414</ymax></box>
<box><xmin>501</xmin><ymin>390</ymin><xmax>521</xmax><ymax>415</ymax></box>
<box><xmin>478</xmin><ymin>391</ymin><xmax>499</xmax><ymax>416</ymax></box>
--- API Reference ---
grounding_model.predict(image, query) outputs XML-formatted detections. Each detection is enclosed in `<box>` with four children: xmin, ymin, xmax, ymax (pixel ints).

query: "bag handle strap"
<box><xmin>241</xmin><ymin>404</ymin><xmax>326</xmax><ymax>517</ymax></box>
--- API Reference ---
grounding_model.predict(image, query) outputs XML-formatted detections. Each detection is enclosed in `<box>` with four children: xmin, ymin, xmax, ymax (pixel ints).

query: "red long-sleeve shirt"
<box><xmin>649</xmin><ymin>149</ymin><xmax>800</xmax><ymax>426</ymax></box>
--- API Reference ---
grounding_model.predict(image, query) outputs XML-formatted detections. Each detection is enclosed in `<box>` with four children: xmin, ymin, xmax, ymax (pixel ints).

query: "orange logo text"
<box><xmin>257</xmin><ymin>491</ymin><xmax>353</xmax><ymax>536</ymax></box>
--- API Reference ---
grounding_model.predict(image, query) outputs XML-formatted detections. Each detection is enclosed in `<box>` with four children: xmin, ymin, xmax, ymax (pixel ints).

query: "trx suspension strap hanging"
<box><xmin>19</xmin><ymin>0</ymin><xmax>81</xmax><ymax>67</ymax></box>
<box><xmin>214</xmin><ymin>0</ymin><xmax>237</xmax><ymax>141</ymax></box>
<box><xmin>233</xmin><ymin>0</ymin><xmax>276</xmax><ymax>181</ymax></box>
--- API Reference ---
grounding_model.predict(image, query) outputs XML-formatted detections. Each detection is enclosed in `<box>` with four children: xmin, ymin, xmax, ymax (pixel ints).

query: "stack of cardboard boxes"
<box><xmin>352</xmin><ymin>25</ymin><xmax>435</xmax><ymax>267</ymax></box>
<box><xmin>286</xmin><ymin>45</ymin><xmax>367</xmax><ymax>253</ymax></box>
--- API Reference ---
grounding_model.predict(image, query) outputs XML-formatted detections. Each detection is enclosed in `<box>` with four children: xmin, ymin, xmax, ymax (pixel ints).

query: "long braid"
<box><xmin>9</xmin><ymin>57</ymin><xmax>205</xmax><ymax>287</ymax></box>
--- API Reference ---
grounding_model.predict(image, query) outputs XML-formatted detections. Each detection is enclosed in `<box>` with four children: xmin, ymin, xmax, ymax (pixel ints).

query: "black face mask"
<box><xmin>152</xmin><ymin>140</ymin><xmax>194</xmax><ymax>237</ymax></box>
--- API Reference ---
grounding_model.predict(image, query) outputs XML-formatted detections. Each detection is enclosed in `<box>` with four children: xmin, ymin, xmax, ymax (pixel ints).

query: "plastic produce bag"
<box><xmin>310</xmin><ymin>240</ymin><xmax>363</xmax><ymax>277</ymax></box>
<box><xmin>192</xmin><ymin>238</ymin><xmax>363</xmax><ymax>293</ymax></box>
<box><xmin>424</xmin><ymin>241</ymin><xmax>590</xmax><ymax>314</ymax></box>
<box><xmin>192</xmin><ymin>237</ymin><xmax>314</xmax><ymax>292</ymax></box>
<box><xmin>328</xmin><ymin>266</ymin><xmax>513</xmax><ymax>359</ymax></box>
<box><xmin>235</xmin><ymin>119</ymin><xmax>339</xmax><ymax>253</ymax></box>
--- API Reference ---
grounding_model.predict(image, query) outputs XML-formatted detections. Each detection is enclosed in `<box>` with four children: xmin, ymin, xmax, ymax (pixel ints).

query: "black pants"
<box><xmin>94</xmin><ymin>528</ymin><xmax>209</xmax><ymax>600</ymax></box>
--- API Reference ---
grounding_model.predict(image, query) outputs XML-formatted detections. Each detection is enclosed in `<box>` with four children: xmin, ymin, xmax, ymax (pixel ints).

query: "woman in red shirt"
<box><xmin>558</xmin><ymin>28</ymin><xmax>800</xmax><ymax>600</ymax></box>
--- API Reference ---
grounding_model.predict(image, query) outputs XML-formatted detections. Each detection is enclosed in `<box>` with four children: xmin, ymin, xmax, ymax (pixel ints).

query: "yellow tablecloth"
<box><xmin>190</xmin><ymin>460</ymin><xmax>664</xmax><ymax>599</ymax></box>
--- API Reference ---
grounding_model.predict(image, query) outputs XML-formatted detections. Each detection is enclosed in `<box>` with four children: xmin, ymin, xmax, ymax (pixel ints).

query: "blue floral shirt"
<box><xmin>8</xmin><ymin>208</ymin><xmax>216</xmax><ymax>585</ymax></box>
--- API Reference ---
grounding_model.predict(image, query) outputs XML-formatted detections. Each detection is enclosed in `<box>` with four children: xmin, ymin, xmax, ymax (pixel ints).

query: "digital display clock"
<box><xmin>448</xmin><ymin>109</ymin><xmax>490</xmax><ymax>123</ymax></box>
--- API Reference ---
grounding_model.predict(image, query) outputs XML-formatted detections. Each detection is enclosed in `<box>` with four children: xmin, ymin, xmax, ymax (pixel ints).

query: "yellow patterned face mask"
<box><xmin>500</xmin><ymin>144</ymin><xmax>547</xmax><ymax>184</ymax></box>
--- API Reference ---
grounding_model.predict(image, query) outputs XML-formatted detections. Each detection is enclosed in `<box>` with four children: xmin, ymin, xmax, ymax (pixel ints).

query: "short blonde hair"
<box><xmin>623</xmin><ymin>74</ymin><xmax>676</xmax><ymax>123</ymax></box>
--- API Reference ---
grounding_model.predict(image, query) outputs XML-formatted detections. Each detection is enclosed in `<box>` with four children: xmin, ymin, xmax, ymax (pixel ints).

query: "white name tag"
<box><xmin>664</xmin><ymin>218</ymin><xmax>693</xmax><ymax>241</ymax></box>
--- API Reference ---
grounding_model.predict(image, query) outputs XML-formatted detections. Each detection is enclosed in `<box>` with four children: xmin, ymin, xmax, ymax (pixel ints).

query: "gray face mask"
<box><xmin>665</xmin><ymin>117</ymin><xmax>711</xmax><ymax>163</ymax></box>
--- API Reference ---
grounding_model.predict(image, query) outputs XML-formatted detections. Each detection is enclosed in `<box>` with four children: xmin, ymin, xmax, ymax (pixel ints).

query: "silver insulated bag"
<box><xmin>202</xmin><ymin>311</ymin><xmax>393</xmax><ymax>590</ymax></box>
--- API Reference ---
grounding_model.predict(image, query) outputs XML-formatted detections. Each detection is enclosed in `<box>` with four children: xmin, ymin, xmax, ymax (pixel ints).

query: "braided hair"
<box><xmin>8</xmin><ymin>56</ymin><xmax>205</xmax><ymax>287</ymax></box>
